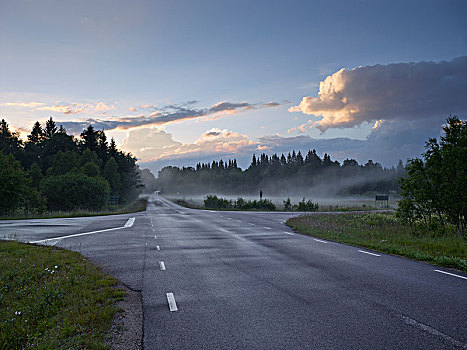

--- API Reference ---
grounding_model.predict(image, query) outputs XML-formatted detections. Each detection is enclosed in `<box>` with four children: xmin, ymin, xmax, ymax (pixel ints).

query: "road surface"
<box><xmin>1</xmin><ymin>192</ymin><xmax>466</xmax><ymax>349</ymax></box>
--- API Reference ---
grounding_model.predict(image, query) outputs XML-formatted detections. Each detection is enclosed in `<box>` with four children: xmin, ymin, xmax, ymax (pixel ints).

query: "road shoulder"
<box><xmin>106</xmin><ymin>283</ymin><xmax>143</xmax><ymax>350</ymax></box>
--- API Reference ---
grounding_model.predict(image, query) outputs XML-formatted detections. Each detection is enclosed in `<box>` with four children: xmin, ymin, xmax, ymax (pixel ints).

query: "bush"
<box><xmin>283</xmin><ymin>198</ymin><xmax>292</xmax><ymax>211</ymax></box>
<box><xmin>236</xmin><ymin>198</ymin><xmax>276</xmax><ymax>210</ymax></box>
<box><xmin>40</xmin><ymin>173</ymin><xmax>110</xmax><ymax>211</ymax></box>
<box><xmin>203</xmin><ymin>195</ymin><xmax>277</xmax><ymax>211</ymax></box>
<box><xmin>296</xmin><ymin>197</ymin><xmax>319</xmax><ymax>212</ymax></box>
<box><xmin>204</xmin><ymin>195</ymin><xmax>232</xmax><ymax>209</ymax></box>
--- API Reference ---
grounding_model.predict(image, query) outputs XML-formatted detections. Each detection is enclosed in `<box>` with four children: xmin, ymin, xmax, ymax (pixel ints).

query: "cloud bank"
<box><xmin>58</xmin><ymin>100</ymin><xmax>280</xmax><ymax>133</ymax></box>
<box><xmin>290</xmin><ymin>56</ymin><xmax>467</xmax><ymax>131</ymax></box>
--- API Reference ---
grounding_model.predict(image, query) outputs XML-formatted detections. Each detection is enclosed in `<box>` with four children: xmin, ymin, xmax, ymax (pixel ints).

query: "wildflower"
<box><xmin>15</xmin><ymin>311</ymin><xmax>21</xmax><ymax>316</ymax></box>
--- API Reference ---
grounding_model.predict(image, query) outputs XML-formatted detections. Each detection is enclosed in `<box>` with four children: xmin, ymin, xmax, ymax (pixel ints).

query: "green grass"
<box><xmin>0</xmin><ymin>197</ymin><xmax>147</xmax><ymax>221</ymax></box>
<box><xmin>287</xmin><ymin>212</ymin><xmax>467</xmax><ymax>272</ymax></box>
<box><xmin>0</xmin><ymin>241</ymin><xmax>124</xmax><ymax>349</ymax></box>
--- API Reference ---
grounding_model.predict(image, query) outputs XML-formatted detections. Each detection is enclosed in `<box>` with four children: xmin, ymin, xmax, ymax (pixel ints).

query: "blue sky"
<box><xmin>1</xmin><ymin>0</ymin><xmax>466</xmax><ymax>172</ymax></box>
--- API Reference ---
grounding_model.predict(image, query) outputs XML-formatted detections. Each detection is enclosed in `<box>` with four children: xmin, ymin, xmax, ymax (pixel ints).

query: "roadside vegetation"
<box><xmin>287</xmin><ymin>212</ymin><xmax>466</xmax><ymax>272</ymax></box>
<box><xmin>0</xmin><ymin>118</ymin><xmax>157</xmax><ymax>217</ymax></box>
<box><xmin>0</xmin><ymin>240</ymin><xmax>124</xmax><ymax>349</ymax></box>
<box><xmin>175</xmin><ymin>194</ymin><xmax>379</xmax><ymax>212</ymax></box>
<box><xmin>0</xmin><ymin>197</ymin><xmax>147</xmax><ymax>221</ymax></box>
<box><xmin>204</xmin><ymin>195</ymin><xmax>277</xmax><ymax>210</ymax></box>
<box><xmin>397</xmin><ymin>116</ymin><xmax>466</xmax><ymax>236</ymax></box>
<box><xmin>288</xmin><ymin>117</ymin><xmax>466</xmax><ymax>272</ymax></box>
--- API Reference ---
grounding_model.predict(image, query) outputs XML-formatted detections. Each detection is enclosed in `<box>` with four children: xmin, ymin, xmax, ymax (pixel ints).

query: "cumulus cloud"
<box><xmin>121</xmin><ymin>127</ymin><xmax>257</xmax><ymax>162</ymax></box>
<box><xmin>290</xmin><ymin>56</ymin><xmax>467</xmax><ymax>131</ymax></box>
<box><xmin>94</xmin><ymin>102</ymin><xmax>115</xmax><ymax>112</ymax></box>
<box><xmin>121</xmin><ymin>128</ymin><xmax>182</xmax><ymax>160</ymax></box>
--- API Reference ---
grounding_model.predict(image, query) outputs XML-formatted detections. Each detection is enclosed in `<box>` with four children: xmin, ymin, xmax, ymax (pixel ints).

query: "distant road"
<box><xmin>1</xmin><ymin>193</ymin><xmax>466</xmax><ymax>349</ymax></box>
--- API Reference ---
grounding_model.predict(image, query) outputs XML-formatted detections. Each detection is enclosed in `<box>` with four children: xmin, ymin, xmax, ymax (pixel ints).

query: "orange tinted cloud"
<box><xmin>290</xmin><ymin>57</ymin><xmax>467</xmax><ymax>131</ymax></box>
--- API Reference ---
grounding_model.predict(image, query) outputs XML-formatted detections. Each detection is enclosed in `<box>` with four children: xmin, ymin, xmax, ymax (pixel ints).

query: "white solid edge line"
<box><xmin>166</xmin><ymin>292</ymin><xmax>178</xmax><ymax>311</ymax></box>
<box><xmin>434</xmin><ymin>269</ymin><xmax>467</xmax><ymax>280</ymax></box>
<box><xmin>284</xmin><ymin>231</ymin><xmax>294</xmax><ymax>235</ymax></box>
<box><xmin>314</xmin><ymin>238</ymin><xmax>328</xmax><ymax>244</ymax></box>
<box><xmin>159</xmin><ymin>261</ymin><xmax>166</xmax><ymax>270</ymax></box>
<box><xmin>124</xmin><ymin>217</ymin><xmax>135</xmax><ymax>228</ymax></box>
<box><xmin>31</xmin><ymin>217</ymin><xmax>136</xmax><ymax>244</ymax></box>
<box><xmin>30</xmin><ymin>226</ymin><xmax>125</xmax><ymax>244</ymax></box>
<box><xmin>402</xmin><ymin>316</ymin><xmax>466</xmax><ymax>348</ymax></box>
<box><xmin>264</xmin><ymin>227</ymin><xmax>271</xmax><ymax>230</ymax></box>
<box><xmin>358</xmin><ymin>250</ymin><xmax>381</xmax><ymax>257</ymax></box>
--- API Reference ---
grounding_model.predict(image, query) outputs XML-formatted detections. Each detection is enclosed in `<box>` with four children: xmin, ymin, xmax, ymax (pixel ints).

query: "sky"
<box><xmin>1</xmin><ymin>0</ymin><xmax>466</xmax><ymax>174</ymax></box>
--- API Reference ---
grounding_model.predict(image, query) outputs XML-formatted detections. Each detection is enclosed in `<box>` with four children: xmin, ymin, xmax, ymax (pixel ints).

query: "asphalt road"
<box><xmin>1</xmin><ymin>193</ymin><xmax>466</xmax><ymax>349</ymax></box>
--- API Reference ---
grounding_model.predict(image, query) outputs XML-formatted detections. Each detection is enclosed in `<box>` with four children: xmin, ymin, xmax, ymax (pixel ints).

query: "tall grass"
<box><xmin>287</xmin><ymin>212</ymin><xmax>467</xmax><ymax>271</ymax></box>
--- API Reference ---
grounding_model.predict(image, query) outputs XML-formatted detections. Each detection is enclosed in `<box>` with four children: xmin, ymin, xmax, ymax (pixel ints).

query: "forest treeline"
<box><xmin>157</xmin><ymin>149</ymin><xmax>406</xmax><ymax>196</ymax></box>
<box><xmin>0</xmin><ymin>118</ymin><xmax>145</xmax><ymax>214</ymax></box>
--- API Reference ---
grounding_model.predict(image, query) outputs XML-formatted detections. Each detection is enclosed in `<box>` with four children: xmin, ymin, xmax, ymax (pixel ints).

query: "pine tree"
<box><xmin>44</xmin><ymin>117</ymin><xmax>57</xmax><ymax>139</ymax></box>
<box><xmin>27</xmin><ymin>121</ymin><xmax>45</xmax><ymax>144</ymax></box>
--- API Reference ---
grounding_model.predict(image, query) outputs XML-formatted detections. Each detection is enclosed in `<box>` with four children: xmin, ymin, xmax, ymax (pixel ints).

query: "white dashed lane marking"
<box><xmin>358</xmin><ymin>250</ymin><xmax>381</xmax><ymax>257</ymax></box>
<box><xmin>166</xmin><ymin>293</ymin><xmax>178</xmax><ymax>311</ymax></box>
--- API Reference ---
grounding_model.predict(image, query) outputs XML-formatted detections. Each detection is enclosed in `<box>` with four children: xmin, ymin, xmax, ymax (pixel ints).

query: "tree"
<box><xmin>0</xmin><ymin>152</ymin><xmax>29</xmax><ymax>214</ymax></box>
<box><xmin>0</xmin><ymin>119</ymin><xmax>22</xmax><ymax>157</ymax></box>
<box><xmin>80</xmin><ymin>125</ymin><xmax>99</xmax><ymax>151</ymax></box>
<box><xmin>27</xmin><ymin>121</ymin><xmax>45</xmax><ymax>144</ymax></box>
<box><xmin>28</xmin><ymin>162</ymin><xmax>43</xmax><ymax>189</ymax></box>
<box><xmin>81</xmin><ymin>162</ymin><xmax>100</xmax><ymax>177</ymax></box>
<box><xmin>397</xmin><ymin>116</ymin><xmax>466</xmax><ymax>234</ymax></box>
<box><xmin>44</xmin><ymin>117</ymin><xmax>57</xmax><ymax>139</ymax></box>
<box><xmin>102</xmin><ymin>157</ymin><xmax>121</xmax><ymax>195</ymax></box>
<box><xmin>40</xmin><ymin>173</ymin><xmax>110</xmax><ymax>211</ymax></box>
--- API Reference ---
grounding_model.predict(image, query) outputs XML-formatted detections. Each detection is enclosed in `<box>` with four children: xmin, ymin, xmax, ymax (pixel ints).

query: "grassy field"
<box><xmin>287</xmin><ymin>212</ymin><xmax>467</xmax><ymax>272</ymax></box>
<box><xmin>0</xmin><ymin>241</ymin><xmax>124</xmax><ymax>349</ymax></box>
<box><xmin>0</xmin><ymin>197</ymin><xmax>147</xmax><ymax>221</ymax></box>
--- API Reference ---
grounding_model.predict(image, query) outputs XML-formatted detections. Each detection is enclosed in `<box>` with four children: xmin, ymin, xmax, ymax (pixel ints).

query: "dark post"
<box><xmin>260</xmin><ymin>189</ymin><xmax>263</xmax><ymax>200</ymax></box>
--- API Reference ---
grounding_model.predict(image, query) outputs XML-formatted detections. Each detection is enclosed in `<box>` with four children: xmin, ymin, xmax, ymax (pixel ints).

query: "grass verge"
<box><xmin>0</xmin><ymin>240</ymin><xmax>124</xmax><ymax>349</ymax></box>
<box><xmin>0</xmin><ymin>197</ymin><xmax>147</xmax><ymax>221</ymax></box>
<box><xmin>287</xmin><ymin>212</ymin><xmax>467</xmax><ymax>272</ymax></box>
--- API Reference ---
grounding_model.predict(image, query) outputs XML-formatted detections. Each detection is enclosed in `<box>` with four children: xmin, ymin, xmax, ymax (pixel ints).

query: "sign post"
<box><xmin>375</xmin><ymin>195</ymin><xmax>389</xmax><ymax>208</ymax></box>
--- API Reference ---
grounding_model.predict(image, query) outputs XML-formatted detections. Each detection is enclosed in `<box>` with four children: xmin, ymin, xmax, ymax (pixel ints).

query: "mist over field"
<box><xmin>156</xmin><ymin>150</ymin><xmax>403</xmax><ymax>209</ymax></box>
<box><xmin>166</xmin><ymin>194</ymin><xmax>397</xmax><ymax>210</ymax></box>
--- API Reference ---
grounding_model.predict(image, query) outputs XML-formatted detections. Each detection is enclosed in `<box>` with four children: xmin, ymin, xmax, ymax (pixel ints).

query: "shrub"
<box><xmin>296</xmin><ymin>197</ymin><xmax>319</xmax><ymax>212</ymax></box>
